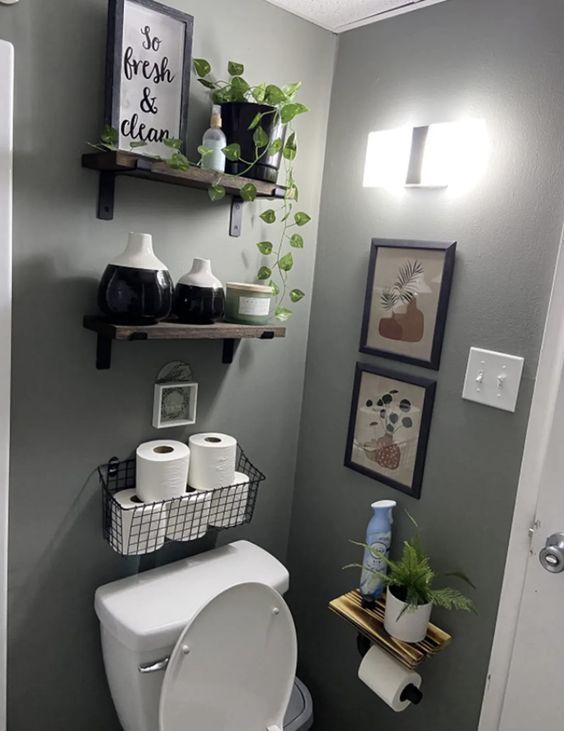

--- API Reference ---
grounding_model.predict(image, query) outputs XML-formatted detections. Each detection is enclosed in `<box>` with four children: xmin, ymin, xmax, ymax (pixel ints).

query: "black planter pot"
<box><xmin>220</xmin><ymin>102</ymin><xmax>285</xmax><ymax>184</ymax></box>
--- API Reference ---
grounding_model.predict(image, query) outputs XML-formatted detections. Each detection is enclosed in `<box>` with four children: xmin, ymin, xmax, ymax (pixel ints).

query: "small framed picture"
<box><xmin>345</xmin><ymin>363</ymin><xmax>436</xmax><ymax>498</ymax></box>
<box><xmin>105</xmin><ymin>0</ymin><xmax>194</xmax><ymax>157</ymax></box>
<box><xmin>359</xmin><ymin>239</ymin><xmax>456</xmax><ymax>370</ymax></box>
<box><xmin>152</xmin><ymin>382</ymin><xmax>198</xmax><ymax>428</ymax></box>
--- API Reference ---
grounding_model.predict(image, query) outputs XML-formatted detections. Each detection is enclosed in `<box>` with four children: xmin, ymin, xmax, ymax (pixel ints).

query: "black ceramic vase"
<box><xmin>220</xmin><ymin>102</ymin><xmax>285</xmax><ymax>183</ymax></box>
<box><xmin>97</xmin><ymin>233</ymin><xmax>173</xmax><ymax>325</ymax></box>
<box><xmin>174</xmin><ymin>258</ymin><xmax>225</xmax><ymax>324</ymax></box>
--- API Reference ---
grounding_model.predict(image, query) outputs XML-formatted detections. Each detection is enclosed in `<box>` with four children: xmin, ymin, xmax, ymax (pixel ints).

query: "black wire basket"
<box><xmin>99</xmin><ymin>446</ymin><xmax>265</xmax><ymax>556</ymax></box>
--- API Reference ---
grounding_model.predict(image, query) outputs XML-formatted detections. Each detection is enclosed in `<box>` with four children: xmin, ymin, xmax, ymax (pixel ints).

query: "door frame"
<box><xmin>478</xmin><ymin>225</ymin><xmax>564</xmax><ymax>730</ymax></box>
<box><xmin>0</xmin><ymin>39</ymin><xmax>13</xmax><ymax>731</ymax></box>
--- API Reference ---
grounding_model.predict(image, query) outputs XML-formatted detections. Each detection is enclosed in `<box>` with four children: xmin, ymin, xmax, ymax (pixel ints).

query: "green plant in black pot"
<box><xmin>193</xmin><ymin>58</ymin><xmax>311</xmax><ymax>321</ymax></box>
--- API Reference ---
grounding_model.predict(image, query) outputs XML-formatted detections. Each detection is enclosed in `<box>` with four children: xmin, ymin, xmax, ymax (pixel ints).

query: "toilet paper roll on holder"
<box><xmin>356</xmin><ymin>633</ymin><xmax>423</xmax><ymax>706</ymax></box>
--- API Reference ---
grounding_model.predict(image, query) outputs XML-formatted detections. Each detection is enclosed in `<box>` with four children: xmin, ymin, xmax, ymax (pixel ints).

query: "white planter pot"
<box><xmin>384</xmin><ymin>588</ymin><xmax>432</xmax><ymax>643</ymax></box>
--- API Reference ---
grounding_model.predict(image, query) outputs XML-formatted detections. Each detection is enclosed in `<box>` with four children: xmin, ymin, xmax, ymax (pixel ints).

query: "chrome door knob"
<box><xmin>539</xmin><ymin>533</ymin><xmax>564</xmax><ymax>573</ymax></box>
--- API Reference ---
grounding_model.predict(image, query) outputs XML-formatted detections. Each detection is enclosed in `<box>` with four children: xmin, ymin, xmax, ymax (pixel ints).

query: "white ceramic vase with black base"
<box><xmin>98</xmin><ymin>232</ymin><xmax>173</xmax><ymax>325</ymax></box>
<box><xmin>174</xmin><ymin>258</ymin><xmax>225</xmax><ymax>324</ymax></box>
<box><xmin>384</xmin><ymin>587</ymin><xmax>432</xmax><ymax>643</ymax></box>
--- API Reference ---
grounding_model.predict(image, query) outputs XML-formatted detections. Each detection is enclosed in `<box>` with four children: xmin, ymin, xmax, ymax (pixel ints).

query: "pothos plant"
<box><xmin>90</xmin><ymin>59</ymin><xmax>312</xmax><ymax>322</ymax></box>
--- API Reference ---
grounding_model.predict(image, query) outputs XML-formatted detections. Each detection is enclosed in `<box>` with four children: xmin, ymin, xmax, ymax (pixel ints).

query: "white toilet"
<box><xmin>95</xmin><ymin>540</ymin><xmax>313</xmax><ymax>731</ymax></box>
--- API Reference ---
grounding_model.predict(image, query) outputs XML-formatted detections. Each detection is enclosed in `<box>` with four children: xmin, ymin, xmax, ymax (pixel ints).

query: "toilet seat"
<box><xmin>159</xmin><ymin>581</ymin><xmax>297</xmax><ymax>731</ymax></box>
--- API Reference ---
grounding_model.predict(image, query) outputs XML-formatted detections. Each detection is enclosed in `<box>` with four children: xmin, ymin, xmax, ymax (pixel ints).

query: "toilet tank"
<box><xmin>95</xmin><ymin>541</ymin><xmax>289</xmax><ymax>731</ymax></box>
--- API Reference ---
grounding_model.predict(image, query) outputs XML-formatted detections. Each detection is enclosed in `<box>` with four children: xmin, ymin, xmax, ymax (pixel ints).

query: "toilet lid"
<box><xmin>159</xmin><ymin>582</ymin><xmax>297</xmax><ymax>731</ymax></box>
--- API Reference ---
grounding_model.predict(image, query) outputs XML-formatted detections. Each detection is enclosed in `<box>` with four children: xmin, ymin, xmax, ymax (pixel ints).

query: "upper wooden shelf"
<box><xmin>329</xmin><ymin>589</ymin><xmax>451</xmax><ymax>670</ymax></box>
<box><xmin>82</xmin><ymin>151</ymin><xmax>286</xmax><ymax>227</ymax></box>
<box><xmin>83</xmin><ymin>316</ymin><xmax>286</xmax><ymax>370</ymax></box>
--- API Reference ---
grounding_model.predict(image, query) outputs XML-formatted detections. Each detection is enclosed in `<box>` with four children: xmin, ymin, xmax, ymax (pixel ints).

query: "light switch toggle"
<box><xmin>462</xmin><ymin>347</ymin><xmax>524</xmax><ymax>412</ymax></box>
<box><xmin>475</xmin><ymin>370</ymin><xmax>484</xmax><ymax>385</ymax></box>
<box><xmin>497</xmin><ymin>373</ymin><xmax>507</xmax><ymax>389</ymax></box>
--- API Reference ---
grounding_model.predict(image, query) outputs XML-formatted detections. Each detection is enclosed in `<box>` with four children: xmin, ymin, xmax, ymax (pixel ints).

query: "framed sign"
<box><xmin>344</xmin><ymin>363</ymin><xmax>436</xmax><ymax>499</ymax></box>
<box><xmin>359</xmin><ymin>239</ymin><xmax>456</xmax><ymax>370</ymax></box>
<box><xmin>105</xmin><ymin>0</ymin><xmax>194</xmax><ymax>157</ymax></box>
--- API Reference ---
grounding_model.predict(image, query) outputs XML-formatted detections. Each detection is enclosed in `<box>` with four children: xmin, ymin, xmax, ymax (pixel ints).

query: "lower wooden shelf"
<box><xmin>83</xmin><ymin>316</ymin><xmax>286</xmax><ymax>369</ymax></box>
<box><xmin>329</xmin><ymin>589</ymin><xmax>451</xmax><ymax>670</ymax></box>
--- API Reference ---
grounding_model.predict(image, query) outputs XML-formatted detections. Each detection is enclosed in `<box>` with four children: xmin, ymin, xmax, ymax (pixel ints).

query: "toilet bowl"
<box><xmin>95</xmin><ymin>540</ymin><xmax>313</xmax><ymax>731</ymax></box>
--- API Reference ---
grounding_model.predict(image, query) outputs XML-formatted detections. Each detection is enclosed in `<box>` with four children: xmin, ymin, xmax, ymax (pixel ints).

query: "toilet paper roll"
<box><xmin>188</xmin><ymin>433</ymin><xmax>237</xmax><ymax>491</ymax></box>
<box><xmin>358</xmin><ymin>645</ymin><xmax>422</xmax><ymax>712</ymax></box>
<box><xmin>209</xmin><ymin>472</ymin><xmax>250</xmax><ymax>528</ymax></box>
<box><xmin>166</xmin><ymin>491</ymin><xmax>212</xmax><ymax>541</ymax></box>
<box><xmin>110</xmin><ymin>489</ymin><xmax>168</xmax><ymax>556</ymax></box>
<box><xmin>136</xmin><ymin>440</ymin><xmax>190</xmax><ymax>503</ymax></box>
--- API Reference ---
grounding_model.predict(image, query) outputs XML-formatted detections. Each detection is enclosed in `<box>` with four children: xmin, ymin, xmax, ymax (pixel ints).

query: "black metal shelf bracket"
<box><xmin>98</xmin><ymin>173</ymin><xmax>116</xmax><ymax>221</ymax></box>
<box><xmin>229</xmin><ymin>197</ymin><xmax>243</xmax><ymax>238</ymax></box>
<box><xmin>96</xmin><ymin>335</ymin><xmax>113</xmax><ymax>370</ymax></box>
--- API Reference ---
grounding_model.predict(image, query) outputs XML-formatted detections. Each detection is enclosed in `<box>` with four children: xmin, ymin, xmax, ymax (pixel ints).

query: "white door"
<box><xmin>479</xmin><ymin>228</ymin><xmax>564</xmax><ymax>730</ymax></box>
<box><xmin>0</xmin><ymin>38</ymin><xmax>13</xmax><ymax>731</ymax></box>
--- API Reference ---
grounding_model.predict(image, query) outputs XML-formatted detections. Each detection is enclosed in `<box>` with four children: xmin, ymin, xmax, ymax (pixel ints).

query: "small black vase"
<box><xmin>97</xmin><ymin>233</ymin><xmax>173</xmax><ymax>325</ymax></box>
<box><xmin>174</xmin><ymin>258</ymin><xmax>225</xmax><ymax>324</ymax></box>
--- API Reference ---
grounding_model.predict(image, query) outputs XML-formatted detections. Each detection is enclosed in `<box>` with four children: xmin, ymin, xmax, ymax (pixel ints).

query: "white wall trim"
<box><xmin>0</xmin><ymin>39</ymin><xmax>13</xmax><ymax>731</ymax></box>
<box><xmin>478</xmin><ymin>225</ymin><xmax>564</xmax><ymax>731</ymax></box>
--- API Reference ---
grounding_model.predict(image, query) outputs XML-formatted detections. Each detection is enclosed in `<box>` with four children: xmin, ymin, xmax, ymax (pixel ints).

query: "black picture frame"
<box><xmin>105</xmin><ymin>0</ymin><xmax>194</xmax><ymax>153</ymax></box>
<box><xmin>359</xmin><ymin>239</ymin><xmax>456</xmax><ymax>370</ymax></box>
<box><xmin>344</xmin><ymin>362</ymin><xmax>436</xmax><ymax>499</ymax></box>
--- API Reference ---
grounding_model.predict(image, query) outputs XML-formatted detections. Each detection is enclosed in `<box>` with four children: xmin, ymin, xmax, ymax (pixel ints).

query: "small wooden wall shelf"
<box><xmin>82</xmin><ymin>151</ymin><xmax>286</xmax><ymax>233</ymax></box>
<box><xmin>329</xmin><ymin>590</ymin><xmax>451</xmax><ymax>670</ymax></box>
<box><xmin>83</xmin><ymin>316</ymin><xmax>286</xmax><ymax>370</ymax></box>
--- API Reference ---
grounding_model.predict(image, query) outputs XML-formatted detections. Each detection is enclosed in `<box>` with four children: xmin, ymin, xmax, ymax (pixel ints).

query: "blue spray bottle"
<box><xmin>360</xmin><ymin>499</ymin><xmax>397</xmax><ymax>607</ymax></box>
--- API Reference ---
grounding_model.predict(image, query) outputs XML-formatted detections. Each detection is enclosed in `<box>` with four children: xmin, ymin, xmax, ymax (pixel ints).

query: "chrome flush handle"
<box><xmin>138</xmin><ymin>656</ymin><xmax>170</xmax><ymax>674</ymax></box>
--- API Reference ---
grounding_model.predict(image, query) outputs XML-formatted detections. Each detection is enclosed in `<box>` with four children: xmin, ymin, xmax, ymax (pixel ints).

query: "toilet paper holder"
<box><xmin>356</xmin><ymin>634</ymin><xmax>423</xmax><ymax>705</ymax></box>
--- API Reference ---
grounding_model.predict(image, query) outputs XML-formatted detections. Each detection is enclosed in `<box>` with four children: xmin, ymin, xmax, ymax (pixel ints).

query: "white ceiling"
<box><xmin>264</xmin><ymin>0</ymin><xmax>449</xmax><ymax>33</ymax></box>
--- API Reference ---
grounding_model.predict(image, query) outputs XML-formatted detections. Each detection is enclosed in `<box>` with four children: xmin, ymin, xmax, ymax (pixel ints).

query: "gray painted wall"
<box><xmin>287</xmin><ymin>0</ymin><xmax>564</xmax><ymax>728</ymax></box>
<box><xmin>1</xmin><ymin>1</ymin><xmax>335</xmax><ymax>728</ymax></box>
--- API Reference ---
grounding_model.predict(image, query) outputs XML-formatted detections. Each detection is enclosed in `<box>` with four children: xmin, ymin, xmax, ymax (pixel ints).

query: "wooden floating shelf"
<box><xmin>329</xmin><ymin>590</ymin><xmax>451</xmax><ymax>670</ymax></box>
<box><xmin>83</xmin><ymin>316</ymin><xmax>286</xmax><ymax>370</ymax></box>
<box><xmin>82</xmin><ymin>151</ymin><xmax>286</xmax><ymax>232</ymax></box>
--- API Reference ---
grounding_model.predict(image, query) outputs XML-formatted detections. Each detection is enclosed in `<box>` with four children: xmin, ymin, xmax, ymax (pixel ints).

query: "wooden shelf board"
<box><xmin>83</xmin><ymin>317</ymin><xmax>286</xmax><ymax>342</ymax></box>
<box><xmin>82</xmin><ymin>151</ymin><xmax>286</xmax><ymax>199</ymax></box>
<box><xmin>329</xmin><ymin>589</ymin><xmax>452</xmax><ymax>670</ymax></box>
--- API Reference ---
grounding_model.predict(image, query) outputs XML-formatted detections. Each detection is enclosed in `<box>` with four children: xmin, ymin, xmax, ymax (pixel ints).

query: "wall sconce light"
<box><xmin>363</xmin><ymin>118</ymin><xmax>488</xmax><ymax>191</ymax></box>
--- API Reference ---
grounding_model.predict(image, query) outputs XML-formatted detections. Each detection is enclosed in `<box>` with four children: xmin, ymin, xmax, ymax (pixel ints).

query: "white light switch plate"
<box><xmin>462</xmin><ymin>347</ymin><xmax>524</xmax><ymax>412</ymax></box>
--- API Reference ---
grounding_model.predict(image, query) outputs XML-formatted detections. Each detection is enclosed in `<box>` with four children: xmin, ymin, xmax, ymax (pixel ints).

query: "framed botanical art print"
<box><xmin>344</xmin><ymin>363</ymin><xmax>436</xmax><ymax>498</ymax></box>
<box><xmin>359</xmin><ymin>239</ymin><xmax>456</xmax><ymax>370</ymax></box>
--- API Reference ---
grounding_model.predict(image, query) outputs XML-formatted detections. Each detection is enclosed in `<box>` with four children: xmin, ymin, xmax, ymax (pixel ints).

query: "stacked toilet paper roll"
<box><xmin>358</xmin><ymin>645</ymin><xmax>422</xmax><ymax>712</ymax></box>
<box><xmin>188</xmin><ymin>433</ymin><xmax>237</xmax><ymax>491</ymax></box>
<box><xmin>209</xmin><ymin>471</ymin><xmax>250</xmax><ymax>528</ymax></box>
<box><xmin>166</xmin><ymin>491</ymin><xmax>212</xmax><ymax>542</ymax></box>
<box><xmin>110</xmin><ymin>489</ymin><xmax>168</xmax><ymax>556</ymax></box>
<box><xmin>136</xmin><ymin>440</ymin><xmax>190</xmax><ymax>502</ymax></box>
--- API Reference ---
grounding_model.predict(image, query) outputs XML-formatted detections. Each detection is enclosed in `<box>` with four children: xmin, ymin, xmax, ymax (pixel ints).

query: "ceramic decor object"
<box><xmin>173</xmin><ymin>258</ymin><xmax>225</xmax><ymax>324</ymax></box>
<box><xmin>98</xmin><ymin>233</ymin><xmax>173</xmax><ymax>325</ymax></box>
<box><xmin>384</xmin><ymin>588</ymin><xmax>432</xmax><ymax>643</ymax></box>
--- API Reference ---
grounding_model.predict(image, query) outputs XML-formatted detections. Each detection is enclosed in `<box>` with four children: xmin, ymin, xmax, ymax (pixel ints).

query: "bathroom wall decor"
<box><xmin>359</xmin><ymin>239</ymin><xmax>456</xmax><ymax>370</ymax></box>
<box><xmin>105</xmin><ymin>0</ymin><xmax>194</xmax><ymax>157</ymax></box>
<box><xmin>345</xmin><ymin>363</ymin><xmax>436</xmax><ymax>498</ymax></box>
<box><xmin>153</xmin><ymin>382</ymin><xmax>198</xmax><ymax>428</ymax></box>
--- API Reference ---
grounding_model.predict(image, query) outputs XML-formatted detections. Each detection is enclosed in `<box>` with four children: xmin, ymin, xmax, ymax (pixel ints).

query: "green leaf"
<box><xmin>279</xmin><ymin>252</ymin><xmax>293</xmax><ymax>272</ymax></box>
<box><xmin>257</xmin><ymin>266</ymin><xmax>272</xmax><ymax>280</ymax></box>
<box><xmin>163</xmin><ymin>137</ymin><xmax>182</xmax><ymax>149</ymax></box>
<box><xmin>251</xmin><ymin>83</ymin><xmax>266</xmax><ymax>103</ymax></box>
<box><xmin>101</xmin><ymin>125</ymin><xmax>118</xmax><ymax>146</ymax></box>
<box><xmin>198</xmin><ymin>145</ymin><xmax>213</xmax><ymax>157</ymax></box>
<box><xmin>257</xmin><ymin>241</ymin><xmax>273</xmax><ymax>255</ymax></box>
<box><xmin>285</xmin><ymin>185</ymin><xmax>298</xmax><ymax>201</ymax></box>
<box><xmin>253</xmin><ymin>125</ymin><xmax>269</xmax><ymax>149</ymax></box>
<box><xmin>280</xmin><ymin>102</ymin><xmax>309</xmax><ymax>124</ymax></box>
<box><xmin>129</xmin><ymin>140</ymin><xmax>147</xmax><ymax>149</ymax></box>
<box><xmin>294</xmin><ymin>211</ymin><xmax>311</xmax><ymax>226</ymax></box>
<box><xmin>198</xmin><ymin>78</ymin><xmax>216</xmax><ymax>90</ymax></box>
<box><xmin>290</xmin><ymin>288</ymin><xmax>305</xmax><ymax>303</ymax></box>
<box><xmin>241</xmin><ymin>183</ymin><xmax>257</xmax><ymax>202</ymax></box>
<box><xmin>275</xmin><ymin>306</ymin><xmax>293</xmax><ymax>322</ymax></box>
<box><xmin>222</xmin><ymin>143</ymin><xmax>241</xmax><ymax>161</ymax></box>
<box><xmin>248</xmin><ymin>112</ymin><xmax>262</xmax><ymax>131</ymax></box>
<box><xmin>166</xmin><ymin>152</ymin><xmax>190</xmax><ymax>171</ymax></box>
<box><xmin>260</xmin><ymin>209</ymin><xmax>276</xmax><ymax>224</ymax></box>
<box><xmin>283</xmin><ymin>82</ymin><xmax>302</xmax><ymax>99</ymax></box>
<box><xmin>283</xmin><ymin>132</ymin><xmax>297</xmax><ymax>161</ymax></box>
<box><xmin>208</xmin><ymin>184</ymin><xmax>226</xmax><ymax>201</ymax></box>
<box><xmin>268</xmin><ymin>138</ymin><xmax>283</xmax><ymax>156</ymax></box>
<box><xmin>228</xmin><ymin>60</ymin><xmax>245</xmax><ymax>76</ymax></box>
<box><xmin>193</xmin><ymin>58</ymin><xmax>211</xmax><ymax>77</ymax></box>
<box><xmin>290</xmin><ymin>233</ymin><xmax>304</xmax><ymax>248</ymax></box>
<box><xmin>231</xmin><ymin>76</ymin><xmax>250</xmax><ymax>98</ymax></box>
<box><xmin>265</xmin><ymin>84</ymin><xmax>286</xmax><ymax>105</ymax></box>
<box><xmin>213</xmin><ymin>87</ymin><xmax>232</xmax><ymax>104</ymax></box>
<box><xmin>269</xmin><ymin>280</ymin><xmax>280</xmax><ymax>296</ymax></box>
